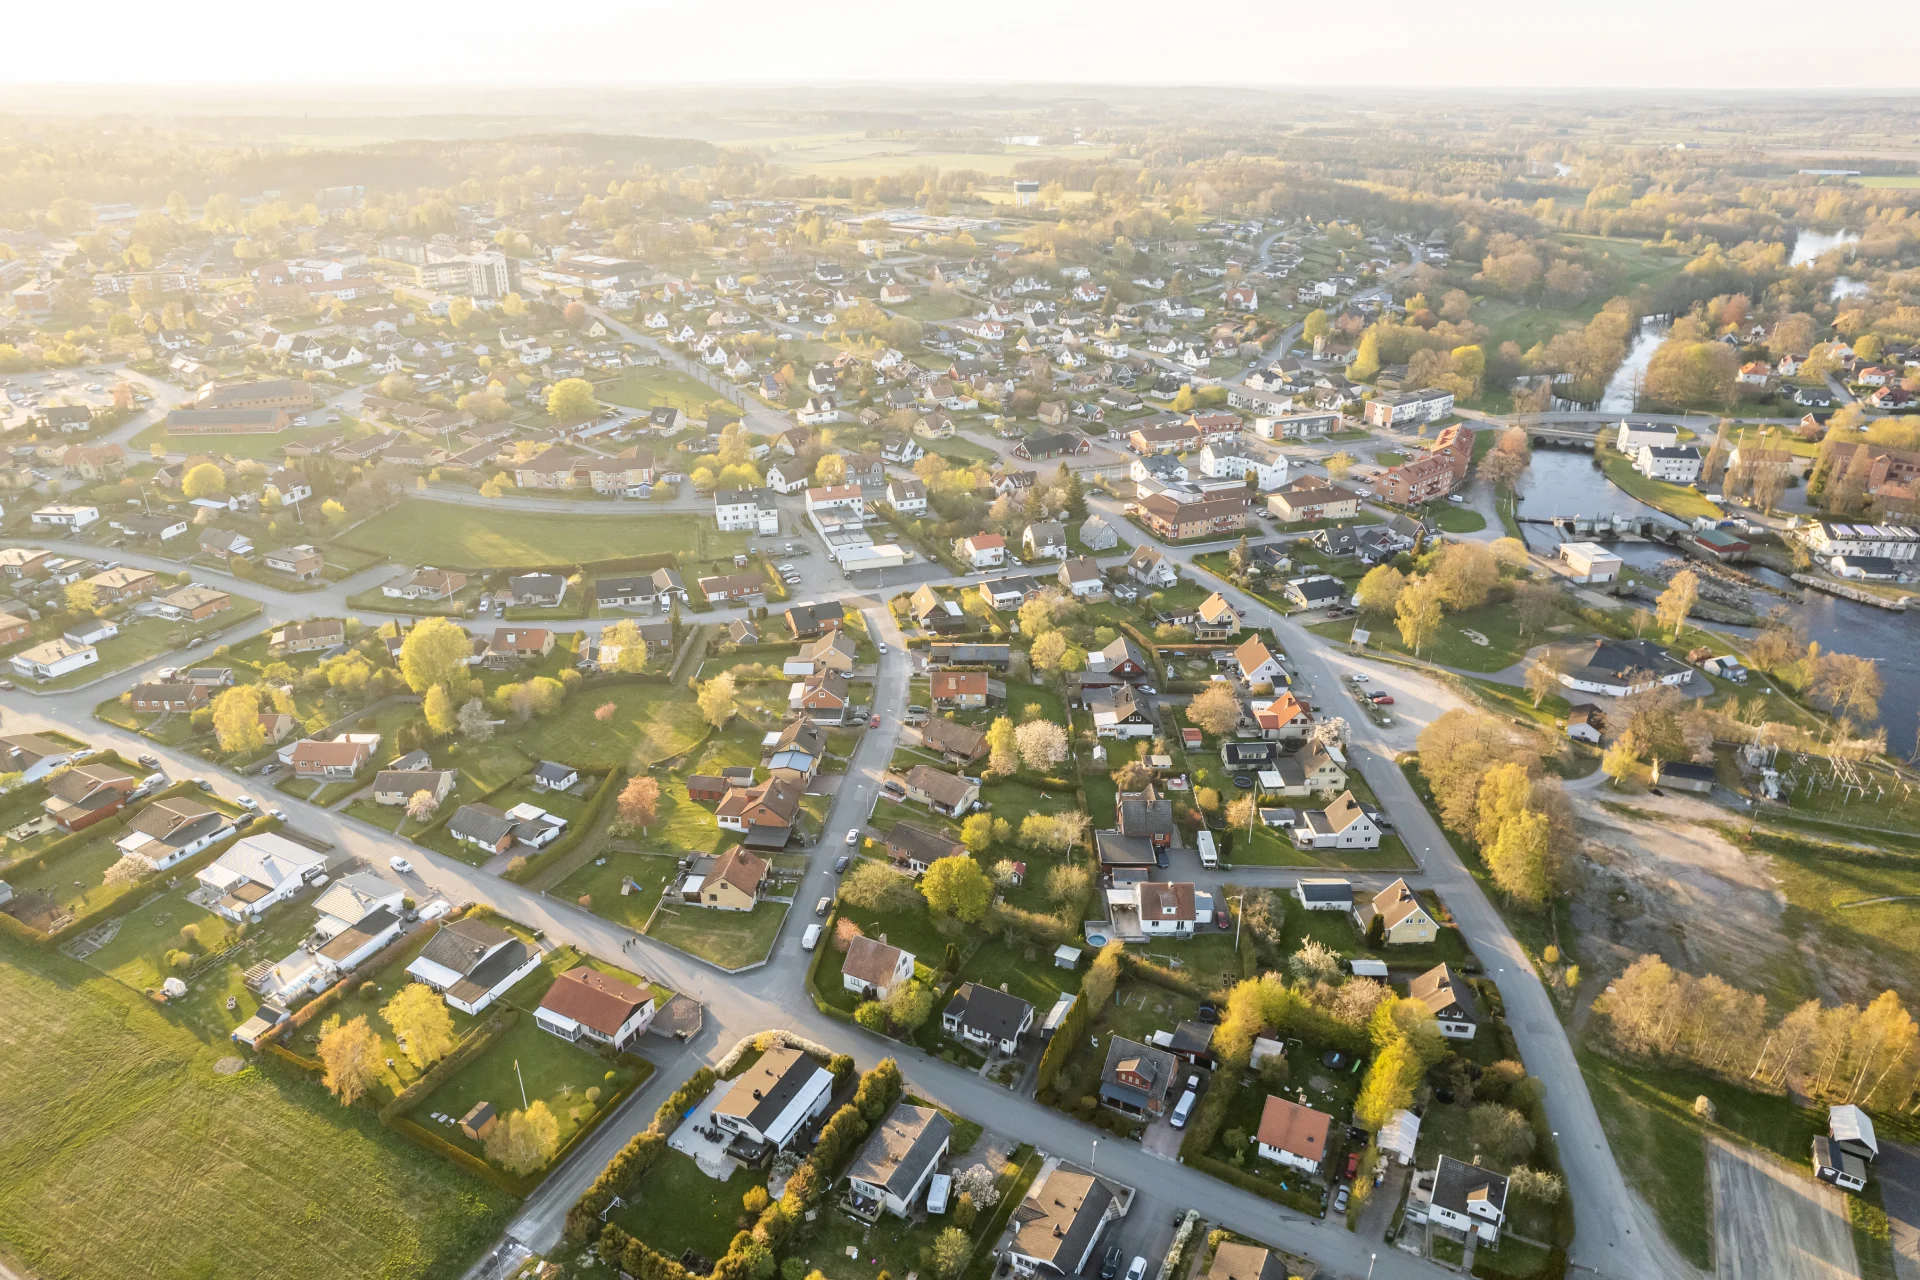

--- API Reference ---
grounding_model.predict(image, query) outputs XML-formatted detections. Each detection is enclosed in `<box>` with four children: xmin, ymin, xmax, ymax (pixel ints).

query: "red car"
<box><xmin>869</xmin><ymin>715</ymin><xmax>882</xmax><ymax>728</ymax></box>
<box><xmin>1344</xmin><ymin>1151</ymin><xmax>1362</xmax><ymax>1182</ymax></box>
<box><xmin>1370</xmin><ymin>693</ymin><xmax>1394</xmax><ymax>705</ymax></box>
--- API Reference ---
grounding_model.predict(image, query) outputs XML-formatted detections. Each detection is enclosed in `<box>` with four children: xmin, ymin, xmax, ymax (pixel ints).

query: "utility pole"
<box><xmin>514</xmin><ymin>1058</ymin><xmax>528</xmax><ymax>1109</ymax></box>
<box><xmin>1234</xmin><ymin>892</ymin><xmax>1246</xmax><ymax>952</ymax></box>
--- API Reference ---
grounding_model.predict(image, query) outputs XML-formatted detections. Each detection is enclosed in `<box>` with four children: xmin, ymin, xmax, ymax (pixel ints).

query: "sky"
<box><xmin>8</xmin><ymin>0</ymin><xmax>1918</xmax><ymax>90</ymax></box>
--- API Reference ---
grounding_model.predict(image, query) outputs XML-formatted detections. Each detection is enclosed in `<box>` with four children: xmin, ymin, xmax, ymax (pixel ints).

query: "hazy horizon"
<box><xmin>11</xmin><ymin>0</ymin><xmax>1919</xmax><ymax>92</ymax></box>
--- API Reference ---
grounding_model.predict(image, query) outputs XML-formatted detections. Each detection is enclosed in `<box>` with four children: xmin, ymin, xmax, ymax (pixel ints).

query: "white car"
<box><xmin>845</xmin><ymin>827</ymin><xmax>861</xmax><ymax>845</ymax></box>
<box><xmin>877</xmin><ymin>643</ymin><xmax>888</xmax><ymax>654</ymax></box>
<box><xmin>235</xmin><ymin>795</ymin><xmax>259</xmax><ymax>811</ymax></box>
<box><xmin>777</xmin><ymin>563</ymin><xmax>795</xmax><ymax>573</ymax></box>
<box><xmin>1354</xmin><ymin>487</ymin><xmax>1374</xmax><ymax>497</ymax></box>
<box><xmin>1125</xmin><ymin>1258</ymin><xmax>1148</xmax><ymax>1280</ymax></box>
<box><xmin>389</xmin><ymin>856</ymin><xmax>415</xmax><ymax>875</ymax></box>
<box><xmin>268</xmin><ymin>807</ymin><xmax>288</xmax><ymax>821</ymax></box>
<box><xmin>1447</xmin><ymin>494</ymin><xmax>1466</xmax><ymax>503</ymax></box>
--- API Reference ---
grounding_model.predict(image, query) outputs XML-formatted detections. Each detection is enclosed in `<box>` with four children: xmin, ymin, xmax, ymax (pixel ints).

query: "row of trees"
<box><xmin>1597</xmin><ymin>955</ymin><xmax>1920</xmax><ymax>1112</ymax></box>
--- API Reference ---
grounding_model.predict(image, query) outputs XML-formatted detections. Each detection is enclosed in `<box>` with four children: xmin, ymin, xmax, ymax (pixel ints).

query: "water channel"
<box><xmin>1511</xmin><ymin>447</ymin><xmax>1920</xmax><ymax>755</ymax></box>
<box><xmin>1790</xmin><ymin>227</ymin><xmax>1869</xmax><ymax>300</ymax></box>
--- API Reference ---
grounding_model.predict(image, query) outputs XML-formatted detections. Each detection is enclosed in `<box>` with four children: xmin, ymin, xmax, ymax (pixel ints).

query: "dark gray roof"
<box><xmin>1096</xmin><ymin>831</ymin><xmax>1158</xmax><ymax>868</ymax></box>
<box><xmin>846</xmin><ymin>1104</ymin><xmax>953</xmax><ymax>1198</ymax></box>
<box><xmin>532</xmin><ymin>761</ymin><xmax>576</xmax><ymax>784</ymax></box>
<box><xmin>1012</xmin><ymin>1163</ymin><xmax>1115</xmax><ymax>1273</ymax></box>
<box><xmin>888</xmin><ymin>821</ymin><xmax>965</xmax><ymax>864</ymax></box>
<box><xmin>1117</xmin><ymin>798</ymin><xmax>1176</xmax><ymax>839</ymax></box>
<box><xmin>447</xmin><ymin>937</ymin><xmax>535</xmax><ymax>1005</ymax></box>
<box><xmin>449</xmin><ymin>802</ymin><xmax>516</xmax><ymax>846</ymax></box>
<box><xmin>419</xmin><ymin>917</ymin><xmax>515</xmax><ymax>977</ymax></box>
<box><xmin>1100</xmin><ymin>1034</ymin><xmax>1176</xmax><ymax>1109</ymax></box>
<box><xmin>716</xmin><ymin>1046</ymin><xmax>830</xmax><ymax>1134</ymax></box>
<box><xmin>1295</xmin><ymin>878</ymin><xmax>1353</xmax><ymax>906</ymax></box>
<box><xmin>944</xmin><ymin>982</ymin><xmax>1033</xmax><ymax>1041</ymax></box>
<box><xmin>1432</xmin><ymin>1155</ymin><xmax>1508</xmax><ymax>1219</ymax></box>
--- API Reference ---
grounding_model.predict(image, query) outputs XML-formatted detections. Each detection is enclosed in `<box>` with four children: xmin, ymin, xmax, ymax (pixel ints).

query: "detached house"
<box><xmin>1099</xmin><ymin>1035</ymin><xmax>1177</xmax><ymax>1118</ymax></box>
<box><xmin>1409</xmin><ymin>1157</ymin><xmax>1508</xmax><ymax>1245</ymax></box>
<box><xmin>117</xmin><ymin>797</ymin><xmax>234</xmax><ymax>871</ymax></box>
<box><xmin>1408</xmin><ymin>963</ymin><xmax>1479</xmax><ymax>1040</ymax></box>
<box><xmin>1291</xmin><ymin>790</ymin><xmax>1380</xmax><ymax>850</ymax></box>
<box><xmin>677</xmin><ymin>846</ymin><xmax>770</xmax><ymax>910</ymax></box>
<box><xmin>1256</xmin><ymin>1094</ymin><xmax>1331</xmax><ymax>1174</ymax></box>
<box><xmin>405</xmin><ymin>917</ymin><xmax>543</xmax><ymax>1016</ymax></box>
<box><xmin>42</xmin><ymin>764</ymin><xmax>139</xmax><ymax>832</ymax></box>
<box><xmin>885</xmin><ymin>821</ymin><xmax>966</xmax><ymax>875</ymax></box>
<box><xmin>942</xmin><ymin>983</ymin><xmax>1034</xmax><ymax>1055</ymax></box>
<box><xmin>956</xmin><ymin>534</ymin><xmax>1007</xmax><ymax>568</ymax></box>
<box><xmin>1354</xmin><ymin>878</ymin><xmax>1438</xmax><ymax>944</ymax></box>
<box><xmin>930</xmin><ymin>670</ymin><xmax>991</xmax><ymax>709</ymax></box>
<box><xmin>1006</xmin><ymin>1163</ymin><xmax>1124</xmax><ymax>1279</ymax></box>
<box><xmin>535</xmin><ymin>966</ymin><xmax>655</xmax><ymax>1051</ymax></box>
<box><xmin>846</xmin><ymin>1104</ymin><xmax>952</xmax><ymax>1221</ymax></box>
<box><xmin>843</xmin><ymin>935</ymin><xmax>916</xmax><ymax>1001</ymax></box>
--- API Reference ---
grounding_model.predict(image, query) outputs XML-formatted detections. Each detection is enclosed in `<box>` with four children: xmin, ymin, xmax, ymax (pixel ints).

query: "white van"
<box><xmin>801</xmin><ymin>924</ymin><xmax>823</xmax><ymax>951</ymax></box>
<box><xmin>1197</xmin><ymin>830</ymin><xmax>1218</xmax><ymax>869</ymax></box>
<box><xmin>1170</xmin><ymin>1088</ymin><xmax>1197</xmax><ymax>1128</ymax></box>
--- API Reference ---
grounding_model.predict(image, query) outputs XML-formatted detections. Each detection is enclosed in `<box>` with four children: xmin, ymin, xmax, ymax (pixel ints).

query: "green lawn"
<box><xmin>130</xmin><ymin>417</ymin><xmax>359</xmax><ymax>461</ymax></box>
<box><xmin>1309</xmin><ymin>599</ymin><xmax>1536</xmax><ymax>673</ymax></box>
<box><xmin>554</xmin><ymin>851</ymin><xmax>682</xmax><ymax>929</ymax></box>
<box><xmin>335</xmin><ymin>504</ymin><xmax>744</xmax><ymax>570</ymax></box>
<box><xmin>1597</xmin><ymin>443</ymin><xmax>1723</xmax><ymax>522</ymax></box>
<box><xmin>1222</xmin><ymin>822</ymin><xmax>1420</xmax><ymax>871</ymax></box>
<box><xmin>646</xmin><ymin>899</ymin><xmax>789</xmax><ymax>969</ymax></box>
<box><xmin>598</xmin><ymin>368</ymin><xmax>727</xmax><ymax>416</ymax></box>
<box><xmin>31</xmin><ymin>612</ymin><xmax>236</xmax><ymax>691</ymax></box>
<box><xmin>506</xmin><ymin>682</ymin><xmax>710</xmax><ymax>771</ymax></box>
<box><xmin>1274</xmin><ymin>891</ymin><xmax>1475</xmax><ymax>973</ymax></box>
<box><xmin>609</xmin><ymin>1150</ymin><xmax>765</xmax><ymax>1263</ymax></box>
<box><xmin>2</xmin><ymin>829</ymin><xmax>151</xmax><ymax>927</ymax></box>
<box><xmin>0</xmin><ymin>948</ymin><xmax>512</xmax><ymax>1280</ymax></box>
<box><xmin>412</xmin><ymin>994</ymin><xmax>650</xmax><ymax>1172</ymax></box>
<box><xmin>1428</xmin><ymin>503</ymin><xmax>1487</xmax><ymax>534</ymax></box>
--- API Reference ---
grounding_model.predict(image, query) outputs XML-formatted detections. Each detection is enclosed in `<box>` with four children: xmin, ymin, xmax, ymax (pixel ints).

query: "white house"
<box><xmin>1409</xmin><ymin>1156</ymin><xmax>1508</xmax><ymax>1244</ymax></box>
<box><xmin>845</xmin><ymin>1104</ymin><xmax>953</xmax><ymax>1219</ymax></box>
<box><xmin>1006</xmin><ymin>1162</ymin><xmax>1125</xmax><ymax>1279</ymax></box>
<box><xmin>956</xmin><ymin>534</ymin><xmax>1007</xmax><ymax>568</ymax></box>
<box><xmin>843</xmin><ymin>935</ymin><xmax>916</xmax><ymax>1000</ymax></box>
<box><xmin>11</xmin><ymin>639</ymin><xmax>97</xmax><ymax>680</ymax></box>
<box><xmin>534</xmin><ymin>966</ymin><xmax>656</xmax><ymax>1051</ymax></box>
<box><xmin>942</xmin><ymin>983</ymin><xmax>1035</xmax><ymax>1055</ymax></box>
<box><xmin>195</xmin><ymin>832</ymin><xmax>326</xmax><ymax>922</ymax></box>
<box><xmin>714</xmin><ymin>487</ymin><xmax>780</xmax><ymax>535</ymax></box>
<box><xmin>1293</xmin><ymin>878</ymin><xmax>1354</xmax><ymax>912</ymax></box>
<box><xmin>1557</xmin><ymin>638</ymin><xmax>1693</xmax><ymax>698</ymax></box>
<box><xmin>764</xmin><ymin>462</ymin><xmax>808</xmax><ymax>494</ymax></box>
<box><xmin>1616</xmin><ymin>421</ymin><xmax>1679</xmax><ymax>453</ymax></box>
<box><xmin>405</xmin><ymin>917</ymin><xmax>543</xmax><ymax>1015</ymax></box>
<box><xmin>1558</xmin><ymin>541</ymin><xmax>1622</xmax><ymax>583</ymax></box>
<box><xmin>805</xmin><ymin>484</ymin><xmax>865</xmax><ymax>516</ymax></box>
<box><xmin>1109</xmin><ymin>880</ymin><xmax>1211</xmax><ymax>936</ymax></box>
<box><xmin>1256</xmin><ymin>1095</ymin><xmax>1331</xmax><ymax>1174</ymax></box>
<box><xmin>1291</xmin><ymin>791</ymin><xmax>1380</xmax><ymax>850</ymax></box>
<box><xmin>1636</xmin><ymin>444</ymin><xmax>1703</xmax><ymax>484</ymax></box>
<box><xmin>1408</xmin><ymin>963</ymin><xmax>1479</xmax><ymax>1040</ymax></box>
<box><xmin>31</xmin><ymin>505</ymin><xmax>99</xmax><ymax>529</ymax></box>
<box><xmin>712</xmin><ymin>1046</ymin><xmax>836</xmax><ymax>1152</ymax></box>
<box><xmin>886</xmin><ymin>478</ymin><xmax>928</xmax><ymax>515</ymax></box>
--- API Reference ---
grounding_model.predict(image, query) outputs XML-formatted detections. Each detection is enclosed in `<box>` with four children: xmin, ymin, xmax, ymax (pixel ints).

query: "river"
<box><xmin>1598</xmin><ymin>323</ymin><xmax>1665</xmax><ymax>413</ymax></box>
<box><xmin>1790</xmin><ymin>227</ymin><xmax>1869</xmax><ymax>301</ymax></box>
<box><xmin>1510</xmin><ymin>447</ymin><xmax>1919</xmax><ymax>754</ymax></box>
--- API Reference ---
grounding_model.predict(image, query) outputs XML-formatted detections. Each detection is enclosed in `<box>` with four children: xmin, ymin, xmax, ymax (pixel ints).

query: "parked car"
<box><xmin>1099</xmin><ymin>1246</ymin><xmax>1122</xmax><ymax>1280</ymax></box>
<box><xmin>845</xmin><ymin>827</ymin><xmax>861</xmax><ymax>845</ymax></box>
<box><xmin>877</xmin><ymin>643</ymin><xmax>888</xmax><ymax>655</ymax></box>
<box><xmin>261</xmin><ymin>762</ymin><xmax>280</xmax><ymax>775</ymax></box>
<box><xmin>814</xmin><ymin>895</ymin><xmax>832</xmax><ymax>916</ymax></box>
<box><xmin>1125</xmin><ymin>1258</ymin><xmax>1147</xmax><ymax>1280</ymax></box>
<box><xmin>138</xmin><ymin>753</ymin><xmax>160</xmax><ymax>768</ymax></box>
<box><xmin>235</xmin><ymin>796</ymin><xmax>259</xmax><ymax>811</ymax></box>
<box><xmin>268</xmin><ymin>807</ymin><xmax>288</xmax><ymax>821</ymax></box>
<box><xmin>1344</xmin><ymin>1152</ymin><xmax>1362</xmax><ymax>1181</ymax></box>
<box><xmin>1332</xmin><ymin>1186</ymin><xmax>1350</xmax><ymax>1213</ymax></box>
<box><xmin>389</xmin><ymin>856</ymin><xmax>415</xmax><ymax>875</ymax></box>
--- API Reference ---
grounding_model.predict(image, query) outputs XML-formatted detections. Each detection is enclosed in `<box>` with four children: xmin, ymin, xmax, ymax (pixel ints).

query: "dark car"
<box><xmin>1099</xmin><ymin>1245</ymin><xmax>1123</xmax><ymax>1280</ymax></box>
<box><xmin>834</xmin><ymin>855</ymin><xmax>851</xmax><ymax>874</ymax></box>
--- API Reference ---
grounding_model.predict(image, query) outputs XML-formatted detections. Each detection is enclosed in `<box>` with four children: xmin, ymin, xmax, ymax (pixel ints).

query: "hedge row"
<box><xmin>33</xmin><ymin>814</ymin><xmax>274</xmax><ymax>948</ymax></box>
<box><xmin>1472</xmin><ymin>1247</ymin><xmax>1569</xmax><ymax>1280</ymax></box>
<box><xmin>804</xmin><ymin>907</ymin><xmax>855</xmax><ymax>1023</ymax></box>
<box><xmin>501</xmin><ymin>767</ymin><xmax>620</xmax><ymax>884</ymax></box>
<box><xmin>565</xmin><ymin>1066</ymin><xmax>718</xmax><ymax>1241</ymax></box>
<box><xmin>287</xmin><ymin>917</ymin><xmax>442</xmax><ymax>1031</ymax></box>
<box><xmin>389</xmin><ymin>1114</ymin><xmax>534</xmax><ymax>1196</ymax></box>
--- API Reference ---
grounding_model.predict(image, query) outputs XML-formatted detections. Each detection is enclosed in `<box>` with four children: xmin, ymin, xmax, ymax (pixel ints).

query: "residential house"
<box><xmin>785</xmin><ymin>600</ymin><xmax>846</xmax><ymax>639</ymax></box>
<box><xmin>1137</xmin><ymin>492</ymin><xmax>1249</xmax><ymax>541</ymax></box>
<box><xmin>711</xmin><ymin>1046</ymin><xmax>835</xmax><ymax>1155</ymax></box>
<box><xmin>1409</xmin><ymin>1157</ymin><xmax>1508</xmax><ymax>1245</ymax></box>
<box><xmin>289</xmin><ymin>738</ymin><xmax>372</xmax><ymax>780</ymax></box>
<box><xmin>1079</xmin><ymin>515</ymin><xmax>1119</xmax><ymax>551</ymax></box>
<box><xmin>404</xmin><ymin>917</ymin><xmax>544</xmax><ymax>1015</ymax></box>
<box><xmin>270</xmin><ymin>618</ymin><xmax>345</xmax><ymax>654</ymax></box>
<box><xmin>372</xmin><ymin>768</ymin><xmax>457</xmax><ymax>807</ymax></box>
<box><xmin>199</xmin><ymin>528</ymin><xmax>254</xmax><ymax>560</ymax></box>
<box><xmin>193</xmin><ymin>831</ymin><xmax>323</xmax><ymax>921</ymax></box>
<box><xmin>1284</xmin><ymin>575</ymin><xmax>1345</xmax><ymax>610</ymax></box>
<box><xmin>1250</xmin><ymin>691</ymin><xmax>1313</xmax><ymax>740</ymax></box>
<box><xmin>1058</xmin><ymin>557</ymin><xmax>1105</xmax><ymax>598</ymax></box>
<box><xmin>1293</xmin><ymin>879</ymin><xmax>1354</xmax><ymax>912</ymax></box>
<box><xmin>1291</xmin><ymin>791</ymin><xmax>1380</xmax><ymax>850</ymax></box>
<box><xmin>942</xmin><ymin>984</ymin><xmax>1034</xmax><ymax>1055</ymax></box>
<box><xmin>596</xmin><ymin>575</ymin><xmax>658</xmax><ymax>612</ymax></box>
<box><xmin>505</xmin><ymin>572</ymin><xmax>567</xmax><ymax>608</ymax></box>
<box><xmin>915</xmin><ymin>717</ymin><xmax>987</xmax><ymax>766</ymax></box>
<box><xmin>1110</xmin><ymin>880</ymin><xmax>1210</xmax><ymax>936</ymax></box>
<box><xmin>264</xmin><ymin>545</ymin><xmax>324</xmax><ymax>580</ymax></box>
<box><xmin>1557</xmin><ymin>638</ymin><xmax>1692</xmax><ymax>698</ymax></box>
<box><xmin>384</xmin><ymin>568</ymin><xmax>468</xmax><ymax>601</ymax></box>
<box><xmin>1354</xmin><ymin>878</ymin><xmax>1438</xmax><ymax>944</ymax></box>
<box><xmin>128</xmin><ymin>680</ymin><xmax>209</xmax><ymax>713</ymax></box>
<box><xmin>0</xmin><ymin>733</ymin><xmax>80</xmax><ymax>782</ymax></box>
<box><xmin>1099</xmin><ymin>1035</ymin><xmax>1177</xmax><ymax>1118</ymax></box>
<box><xmin>1206</xmin><ymin>1242</ymin><xmax>1289</xmax><ymax>1280</ymax></box>
<box><xmin>715</xmin><ymin>488</ymin><xmax>781</xmax><ymax>535</ymax></box>
<box><xmin>1006</xmin><ymin>1162</ymin><xmax>1124</xmax><ymax>1278</ymax></box>
<box><xmin>531</xmin><ymin>761</ymin><xmax>578</xmax><ymax>792</ymax></box>
<box><xmin>1409</xmin><ymin>963</ymin><xmax>1479</xmax><ymax>1040</ymax></box>
<box><xmin>1126</xmin><ymin>545</ymin><xmax>1179</xmax><ymax>588</ymax></box>
<box><xmin>1194</xmin><ymin>592</ymin><xmax>1240</xmax><ymax>639</ymax></box>
<box><xmin>1815</xmin><ymin>1105</ymin><xmax>1879</xmax><ymax>1193</ymax></box>
<box><xmin>488</xmin><ymin>628</ymin><xmax>555</xmax><ymax>666</ymax></box>
<box><xmin>956</xmin><ymin>534</ymin><xmax>1008</xmax><ymax>568</ymax></box>
<box><xmin>928</xmin><ymin>643</ymin><xmax>1011</xmax><ymax>671</ymax></box>
<box><xmin>1255</xmin><ymin>1095</ymin><xmax>1331</xmax><ymax>1174</ymax></box>
<box><xmin>1088</xmin><ymin>684</ymin><xmax>1154</xmax><ymax>739</ymax></box>
<box><xmin>446</xmin><ymin>801</ymin><xmax>564</xmax><ymax>857</ymax></box>
<box><xmin>41</xmin><ymin>764</ymin><xmax>139</xmax><ymax>832</ymax></box>
<box><xmin>790</xmin><ymin>670</ymin><xmax>852</xmax><ymax>724</ymax></box>
<box><xmin>85</xmin><ymin>566</ymin><xmax>157</xmax><ymax>605</ymax></box>
<box><xmin>843</xmin><ymin>936</ymin><xmax>916</xmax><ymax>1002</ymax></box>
<box><xmin>899</xmin><ymin>765</ymin><xmax>980</xmax><ymax>817</ymax></box>
<box><xmin>534</xmin><ymin>966</ymin><xmax>656</xmax><ymax>1051</ymax></box>
<box><xmin>1263</xmin><ymin>744</ymin><xmax>1348</xmax><ymax>797</ymax></box>
<box><xmin>699</xmin><ymin>572</ymin><xmax>768</xmax><ymax>605</ymax></box>
<box><xmin>1636</xmin><ymin>444</ymin><xmax>1704</xmax><ymax>484</ymax></box>
<box><xmin>845</xmin><ymin>1104</ymin><xmax>953</xmax><ymax>1220</ymax></box>
<box><xmin>1087</xmin><ymin>634</ymin><xmax>1153</xmax><ymax>681</ymax></box>
<box><xmin>886</xmin><ymin>478</ymin><xmax>928</xmax><ymax>515</ymax></box>
<box><xmin>715</xmin><ymin>779</ymin><xmax>802</xmax><ymax>848</ymax></box>
<box><xmin>884</xmin><ymin>821</ymin><xmax>966</xmax><ymax>876</ymax></box>
<box><xmin>11</xmin><ymin>639</ymin><xmax>97</xmax><ymax>680</ymax></box>
<box><xmin>678</xmin><ymin>846</ymin><xmax>771</xmax><ymax>909</ymax></box>
<box><xmin>1268</xmin><ymin>476</ymin><xmax>1360</xmax><ymax>522</ymax></box>
<box><xmin>153</xmin><ymin>584</ymin><xmax>233</xmax><ymax>621</ymax></box>
<box><xmin>765</xmin><ymin>721</ymin><xmax>829</xmax><ymax>782</ymax></box>
<box><xmin>1023</xmin><ymin>521</ymin><xmax>1068</xmax><ymax>561</ymax></box>
<box><xmin>930</xmin><ymin>670</ymin><xmax>991</xmax><ymax>709</ymax></box>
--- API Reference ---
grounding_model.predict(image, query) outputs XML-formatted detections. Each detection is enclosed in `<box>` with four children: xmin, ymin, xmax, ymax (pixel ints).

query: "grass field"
<box><xmin>130</xmin><ymin>418</ymin><xmax>361</xmax><ymax>462</ymax></box>
<box><xmin>608</xmin><ymin>1150</ymin><xmax>764</xmax><ymax>1262</ymax></box>
<box><xmin>336</xmin><ymin>503</ymin><xmax>743</xmax><ymax>570</ymax></box>
<box><xmin>558</xmin><ymin>850</ymin><xmax>682</xmax><ymax>928</ymax></box>
<box><xmin>1309</xmin><ymin>599</ymin><xmax>1536</xmax><ymax>673</ymax></box>
<box><xmin>1597</xmin><ymin>442</ymin><xmax>1724</xmax><ymax>522</ymax></box>
<box><xmin>1853</xmin><ymin>176</ymin><xmax>1920</xmax><ymax>188</ymax></box>
<box><xmin>508</xmin><ymin>681</ymin><xmax>710</xmax><ymax>770</ymax></box>
<box><xmin>597</xmin><ymin>369</ymin><xmax>725</xmax><ymax>416</ymax></box>
<box><xmin>1428</xmin><ymin>503</ymin><xmax>1487</xmax><ymax>533</ymax></box>
<box><xmin>0</xmin><ymin>947</ymin><xmax>511</xmax><ymax>1280</ymax></box>
<box><xmin>646</xmin><ymin>899</ymin><xmax>788</xmax><ymax>969</ymax></box>
<box><xmin>413</xmin><ymin>993</ymin><xmax>650</xmax><ymax>1171</ymax></box>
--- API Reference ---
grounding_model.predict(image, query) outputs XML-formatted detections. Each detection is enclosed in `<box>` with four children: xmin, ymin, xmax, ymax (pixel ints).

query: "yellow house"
<box><xmin>1354</xmin><ymin>878</ymin><xmax>1438</xmax><ymax>945</ymax></box>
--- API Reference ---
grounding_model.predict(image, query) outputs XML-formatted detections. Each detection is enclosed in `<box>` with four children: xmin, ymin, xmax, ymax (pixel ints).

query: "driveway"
<box><xmin>1878</xmin><ymin>1142</ymin><xmax>1920</xmax><ymax>1280</ymax></box>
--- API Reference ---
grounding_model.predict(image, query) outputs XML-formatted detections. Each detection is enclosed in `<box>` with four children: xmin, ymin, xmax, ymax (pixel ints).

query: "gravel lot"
<box><xmin>1709</xmin><ymin>1135</ymin><xmax>1859</xmax><ymax>1280</ymax></box>
<box><xmin>1875</xmin><ymin>1141</ymin><xmax>1920</xmax><ymax>1280</ymax></box>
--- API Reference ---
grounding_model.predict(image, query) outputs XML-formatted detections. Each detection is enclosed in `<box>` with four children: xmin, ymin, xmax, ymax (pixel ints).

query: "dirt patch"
<box><xmin>1572</xmin><ymin>794</ymin><xmax>1793</xmax><ymax>980</ymax></box>
<box><xmin>212</xmin><ymin>1056</ymin><xmax>245</xmax><ymax>1076</ymax></box>
<box><xmin>1708</xmin><ymin>1135</ymin><xmax>1859</xmax><ymax>1280</ymax></box>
